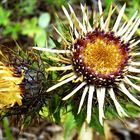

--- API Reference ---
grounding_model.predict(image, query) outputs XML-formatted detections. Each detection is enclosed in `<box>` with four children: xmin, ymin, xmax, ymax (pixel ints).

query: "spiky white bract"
<box><xmin>108</xmin><ymin>88</ymin><xmax>128</xmax><ymax>117</ymax></box>
<box><xmin>86</xmin><ymin>85</ymin><xmax>95</xmax><ymax>124</ymax></box>
<box><xmin>34</xmin><ymin>0</ymin><xmax>140</xmax><ymax>125</ymax></box>
<box><xmin>78</xmin><ymin>86</ymin><xmax>88</xmax><ymax>114</ymax></box>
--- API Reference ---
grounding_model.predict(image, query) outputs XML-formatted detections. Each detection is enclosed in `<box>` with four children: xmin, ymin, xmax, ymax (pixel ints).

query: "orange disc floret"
<box><xmin>72</xmin><ymin>29</ymin><xmax>129</xmax><ymax>86</ymax></box>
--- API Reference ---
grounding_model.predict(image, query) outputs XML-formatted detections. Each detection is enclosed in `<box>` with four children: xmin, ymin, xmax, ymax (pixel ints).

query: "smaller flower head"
<box><xmin>0</xmin><ymin>61</ymin><xmax>24</xmax><ymax>109</ymax></box>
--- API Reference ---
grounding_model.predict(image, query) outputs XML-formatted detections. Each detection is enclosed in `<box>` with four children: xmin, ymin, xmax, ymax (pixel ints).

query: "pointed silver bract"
<box><xmin>62</xmin><ymin>82</ymin><xmax>87</xmax><ymax>100</ymax></box>
<box><xmin>119</xmin><ymin>10</ymin><xmax>138</xmax><ymax>36</ymax></box>
<box><xmin>98</xmin><ymin>0</ymin><xmax>104</xmax><ymax>29</ymax></box>
<box><xmin>128</xmin><ymin>66</ymin><xmax>140</xmax><ymax>73</ymax></box>
<box><xmin>97</xmin><ymin>88</ymin><xmax>105</xmax><ymax>125</ymax></box>
<box><xmin>47</xmin><ymin>65</ymin><xmax>73</xmax><ymax>71</ymax></box>
<box><xmin>119</xmin><ymin>83</ymin><xmax>140</xmax><ymax>106</ymax></box>
<box><xmin>127</xmin><ymin>75</ymin><xmax>140</xmax><ymax>81</ymax></box>
<box><xmin>78</xmin><ymin>86</ymin><xmax>89</xmax><ymax>114</ymax></box>
<box><xmin>47</xmin><ymin>75</ymin><xmax>77</xmax><ymax>92</ymax></box>
<box><xmin>130</xmin><ymin>61</ymin><xmax>140</xmax><ymax>66</ymax></box>
<box><xmin>124</xmin><ymin>76</ymin><xmax>140</xmax><ymax>91</ymax></box>
<box><xmin>113</xmin><ymin>4</ymin><xmax>126</xmax><ymax>32</ymax></box>
<box><xmin>86</xmin><ymin>85</ymin><xmax>95</xmax><ymax>124</ymax></box>
<box><xmin>33</xmin><ymin>47</ymin><xmax>71</xmax><ymax>53</ymax></box>
<box><xmin>108</xmin><ymin>88</ymin><xmax>128</xmax><ymax>117</ymax></box>
<box><xmin>62</xmin><ymin>6</ymin><xmax>73</xmax><ymax>30</ymax></box>
<box><xmin>129</xmin><ymin>39</ymin><xmax>140</xmax><ymax>48</ymax></box>
<box><xmin>123</xmin><ymin>17</ymin><xmax>139</xmax><ymax>41</ymax></box>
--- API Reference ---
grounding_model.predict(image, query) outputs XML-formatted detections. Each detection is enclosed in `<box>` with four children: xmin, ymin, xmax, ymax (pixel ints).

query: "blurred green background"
<box><xmin>0</xmin><ymin>0</ymin><xmax>139</xmax><ymax>48</ymax></box>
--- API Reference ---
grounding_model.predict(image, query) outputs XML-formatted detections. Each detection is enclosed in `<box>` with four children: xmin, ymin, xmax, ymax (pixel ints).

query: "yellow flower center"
<box><xmin>72</xmin><ymin>30</ymin><xmax>129</xmax><ymax>86</ymax></box>
<box><xmin>82</xmin><ymin>39</ymin><xmax>124</xmax><ymax>76</ymax></box>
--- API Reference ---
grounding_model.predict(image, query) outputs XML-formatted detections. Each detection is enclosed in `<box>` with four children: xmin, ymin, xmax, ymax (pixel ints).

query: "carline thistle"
<box><xmin>34</xmin><ymin>0</ymin><xmax>140</xmax><ymax>125</ymax></box>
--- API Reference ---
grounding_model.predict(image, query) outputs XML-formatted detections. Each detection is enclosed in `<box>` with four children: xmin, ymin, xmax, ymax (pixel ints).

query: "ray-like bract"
<box><xmin>81</xmin><ymin>4</ymin><xmax>92</xmax><ymax>32</ymax></box>
<box><xmin>128</xmin><ymin>66</ymin><xmax>140</xmax><ymax>73</ymax></box>
<box><xmin>130</xmin><ymin>61</ymin><xmax>140</xmax><ymax>66</ymax></box>
<box><xmin>126</xmin><ymin>18</ymin><xmax>140</xmax><ymax>41</ymax></box>
<box><xmin>33</xmin><ymin>47</ymin><xmax>71</xmax><ymax>54</ymax></box>
<box><xmin>113</xmin><ymin>4</ymin><xmax>126</xmax><ymax>32</ymax></box>
<box><xmin>97</xmin><ymin>87</ymin><xmax>105</xmax><ymax>125</ymax></box>
<box><xmin>86</xmin><ymin>85</ymin><xmax>95</xmax><ymax>123</ymax></box>
<box><xmin>104</xmin><ymin>4</ymin><xmax>114</xmax><ymax>31</ymax></box>
<box><xmin>98</xmin><ymin>0</ymin><xmax>104</xmax><ymax>30</ymax></box>
<box><xmin>68</xmin><ymin>4</ymin><xmax>86</xmax><ymax>34</ymax></box>
<box><xmin>124</xmin><ymin>76</ymin><xmax>140</xmax><ymax>91</ymax></box>
<box><xmin>53</xmin><ymin>26</ymin><xmax>70</xmax><ymax>45</ymax></box>
<box><xmin>58</xmin><ymin>72</ymin><xmax>75</xmax><ymax>81</ymax></box>
<box><xmin>119</xmin><ymin>83</ymin><xmax>140</xmax><ymax>106</ymax></box>
<box><xmin>108</xmin><ymin>88</ymin><xmax>128</xmax><ymax>117</ymax></box>
<box><xmin>122</xmin><ymin>17</ymin><xmax>140</xmax><ymax>41</ymax></box>
<box><xmin>46</xmin><ymin>65</ymin><xmax>73</xmax><ymax>71</ymax></box>
<box><xmin>129</xmin><ymin>39</ymin><xmax>140</xmax><ymax>48</ymax></box>
<box><xmin>47</xmin><ymin>75</ymin><xmax>77</xmax><ymax>92</ymax></box>
<box><xmin>119</xmin><ymin>10</ymin><xmax>138</xmax><ymax>36</ymax></box>
<box><xmin>62</xmin><ymin>6</ymin><xmax>73</xmax><ymax>30</ymax></box>
<box><xmin>116</xmin><ymin>22</ymin><xmax>126</xmax><ymax>36</ymax></box>
<box><xmin>127</xmin><ymin>75</ymin><xmax>140</xmax><ymax>81</ymax></box>
<box><xmin>62</xmin><ymin>82</ymin><xmax>86</xmax><ymax>100</ymax></box>
<box><xmin>130</xmin><ymin>52</ymin><xmax>140</xmax><ymax>56</ymax></box>
<box><xmin>78</xmin><ymin>86</ymin><xmax>88</xmax><ymax>114</ymax></box>
<box><xmin>47</xmin><ymin>56</ymin><xmax>71</xmax><ymax>64</ymax></box>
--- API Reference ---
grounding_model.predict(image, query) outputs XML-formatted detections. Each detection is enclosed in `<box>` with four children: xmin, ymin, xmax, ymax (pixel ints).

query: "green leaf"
<box><xmin>35</xmin><ymin>30</ymin><xmax>47</xmax><ymax>47</ymax></box>
<box><xmin>64</xmin><ymin>112</ymin><xmax>76</xmax><ymax>140</ymax></box>
<box><xmin>49</xmin><ymin>94</ymin><xmax>61</xmax><ymax>122</ymax></box>
<box><xmin>126</xmin><ymin>103</ymin><xmax>140</xmax><ymax>117</ymax></box>
<box><xmin>104</xmin><ymin>0</ymin><xmax>114</xmax><ymax>18</ymax></box>
<box><xmin>38</xmin><ymin>13</ymin><xmax>51</xmax><ymax>28</ymax></box>
<box><xmin>18</xmin><ymin>0</ymin><xmax>37</xmax><ymax>15</ymax></box>
<box><xmin>105</xmin><ymin>0</ymin><xmax>114</xmax><ymax>6</ymax></box>
<box><xmin>126</xmin><ymin>0</ymin><xmax>140</xmax><ymax>17</ymax></box>
<box><xmin>22</xmin><ymin>17</ymin><xmax>41</xmax><ymax>37</ymax></box>
<box><xmin>2</xmin><ymin>117</ymin><xmax>14</xmax><ymax>140</ymax></box>
<box><xmin>51</xmin><ymin>71</ymin><xmax>58</xmax><ymax>80</ymax></box>
<box><xmin>90</xmin><ymin>108</ymin><xmax>104</xmax><ymax>135</ymax></box>
<box><xmin>46</xmin><ymin>0</ymin><xmax>67</xmax><ymax>7</ymax></box>
<box><xmin>105</xmin><ymin>105</ymin><xmax>118</xmax><ymax>119</ymax></box>
<box><xmin>0</xmin><ymin>6</ymin><xmax>11</xmax><ymax>26</ymax></box>
<box><xmin>49</xmin><ymin>37</ymin><xmax>61</xmax><ymax>48</ymax></box>
<box><xmin>39</xmin><ymin>106</ymin><xmax>49</xmax><ymax>117</ymax></box>
<box><xmin>3</xmin><ymin>23</ymin><xmax>21</xmax><ymax>39</ymax></box>
<box><xmin>74</xmin><ymin>111</ymin><xmax>86</xmax><ymax>131</ymax></box>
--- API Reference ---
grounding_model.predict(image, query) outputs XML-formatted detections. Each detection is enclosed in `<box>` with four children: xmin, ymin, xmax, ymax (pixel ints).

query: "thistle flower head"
<box><xmin>0</xmin><ymin>61</ymin><xmax>24</xmax><ymax>108</ymax></box>
<box><xmin>34</xmin><ymin>0</ymin><xmax>140</xmax><ymax>125</ymax></box>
